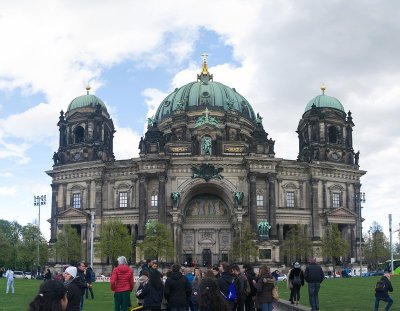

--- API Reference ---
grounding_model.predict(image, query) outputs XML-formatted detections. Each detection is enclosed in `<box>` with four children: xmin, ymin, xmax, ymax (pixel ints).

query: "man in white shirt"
<box><xmin>5</xmin><ymin>268</ymin><xmax>14</xmax><ymax>294</ymax></box>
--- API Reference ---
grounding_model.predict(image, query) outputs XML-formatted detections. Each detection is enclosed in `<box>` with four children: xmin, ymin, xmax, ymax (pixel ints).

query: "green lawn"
<box><xmin>0</xmin><ymin>279</ymin><xmax>135</xmax><ymax>311</ymax></box>
<box><xmin>276</xmin><ymin>275</ymin><xmax>400</xmax><ymax>311</ymax></box>
<box><xmin>0</xmin><ymin>276</ymin><xmax>398</xmax><ymax>311</ymax></box>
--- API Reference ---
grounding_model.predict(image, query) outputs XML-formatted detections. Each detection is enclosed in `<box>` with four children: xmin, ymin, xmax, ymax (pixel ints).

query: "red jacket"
<box><xmin>110</xmin><ymin>264</ymin><xmax>134</xmax><ymax>293</ymax></box>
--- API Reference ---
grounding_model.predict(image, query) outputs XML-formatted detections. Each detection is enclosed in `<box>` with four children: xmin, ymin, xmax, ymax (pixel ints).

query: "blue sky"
<box><xmin>1</xmin><ymin>1</ymin><xmax>400</xmax><ymax>242</ymax></box>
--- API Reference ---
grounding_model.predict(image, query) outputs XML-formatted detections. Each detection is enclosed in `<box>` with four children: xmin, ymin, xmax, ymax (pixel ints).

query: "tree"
<box><xmin>97</xmin><ymin>218</ymin><xmax>131</xmax><ymax>268</ymax></box>
<box><xmin>281</xmin><ymin>224</ymin><xmax>313</xmax><ymax>264</ymax></box>
<box><xmin>230</xmin><ymin>221</ymin><xmax>258</xmax><ymax>263</ymax></box>
<box><xmin>55</xmin><ymin>224</ymin><xmax>82</xmax><ymax>264</ymax></box>
<box><xmin>321</xmin><ymin>224</ymin><xmax>349</xmax><ymax>276</ymax></box>
<box><xmin>363</xmin><ymin>221</ymin><xmax>391</xmax><ymax>270</ymax></box>
<box><xmin>139</xmin><ymin>221</ymin><xmax>174</xmax><ymax>262</ymax></box>
<box><xmin>0</xmin><ymin>220</ymin><xmax>14</xmax><ymax>268</ymax></box>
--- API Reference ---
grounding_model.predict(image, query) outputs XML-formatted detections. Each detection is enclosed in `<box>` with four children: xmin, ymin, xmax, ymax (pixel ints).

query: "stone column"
<box><xmin>322</xmin><ymin>181</ymin><xmax>327</xmax><ymax>210</ymax></box>
<box><xmin>249</xmin><ymin>173</ymin><xmax>257</xmax><ymax>231</ymax></box>
<box><xmin>158</xmin><ymin>173</ymin><xmax>166</xmax><ymax>224</ymax></box>
<box><xmin>268</xmin><ymin>173</ymin><xmax>277</xmax><ymax>238</ymax></box>
<box><xmin>265</xmin><ymin>177</ymin><xmax>270</xmax><ymax>212</ymax></box>
<box><xmin>86</xmin><ymin>181</ymin><xmax>91</xmax><ymax>210</ymax></box>
<box><xmin>299</xmin><ymin>181</ymin><xmax>304</xmax><ymax>209</ymax></box>
<box><xmin>81</xmin><ymin>224</ymin><xmax>87</xmax><ymax>262</ymax></box>
<box><xmin>278</xmin><ymin>224</ymin><xmax>284</xmax><ymax>241</ymax></box>
<box><xmin>310</xmin><ymin>178</ymin><xmax>320</xmax><ymax>239</ymax></box>
<box><xmin>95</xmin><ymin>179</ymin><xmax>103</xmax><ymax>218</ymax></box>
<box><xmin>138</xmin><ymin>174</ymin><xmax>147</xmax><ymax>238</ymax></box>
<box><xmin>50</xmin><ymin>184</ymin><xmax>58</xmax><ymax>242</ymax></box>
<box><xmin>62</xmin><ymin>183</ymin><xmax>67</xmax><ymax>211</ymax></box>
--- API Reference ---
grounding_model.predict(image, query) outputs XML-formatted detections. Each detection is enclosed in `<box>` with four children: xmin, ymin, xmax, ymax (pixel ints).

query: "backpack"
<box><xmin>226</xmin><ymin>280</ymin><xmax>237</xmax><ymax>301</ymax></box>
<box><xmin>293</xmin><ymin>274</ymin><xmax>301</xmax><ymax>286</ymax></box>
<box><xmin>375</xmin><ymin>279</ymin><xmax>386</xmax><ymax>292</ymax></box>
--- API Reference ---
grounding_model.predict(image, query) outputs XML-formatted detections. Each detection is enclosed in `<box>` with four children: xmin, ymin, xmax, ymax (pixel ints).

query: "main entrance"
<box><xmin>181</xmin><ymin>193</ymin><xmax>233</xmax><ymax>266</ymax></box>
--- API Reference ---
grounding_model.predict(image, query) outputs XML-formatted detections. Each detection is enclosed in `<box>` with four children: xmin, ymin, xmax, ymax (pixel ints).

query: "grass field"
<box><xmin>0</xmin><ymin>276</ymin><xmax>398</xmax><ymax>311</ymax></box>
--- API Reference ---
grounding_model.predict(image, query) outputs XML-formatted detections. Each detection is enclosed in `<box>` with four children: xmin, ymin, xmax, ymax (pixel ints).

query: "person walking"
<box><xmin>85</xmin><ymin>267</ymin><xmax>95</xmax><ymax>300</ymax></box>
<box><xmin>374</xmin><ymin>271</ymin><xmax>393</xmax><ymax>311</ymax></box>
<box><xmin>28</xmin><ymin>280</ymin><xmax>69</xmax><ymax>311</ymax></box>
<box><xmin>288</xmin><ymin>262</ymin><xmax>304</xmax><ymax>305</ymax></box>
<box><xmin>252</xmin><ymin>265</ymin><xmax>275</xmax><ymax>311</ymax></box>
<box><xmin>164</xmin><ymin>263</ymin><xmax>192</xmax><ymax>311</ymax></box>
<box><xmin>304</xmin><ymin>258</ymin><xmax>324</xmax><ymax>311</ymax></box>
<box><xmin>5</xmin><ymin>268</ymin><xmax>14</xmax><ymax>294</ymax></box>
<box><xmin>63</xmin><ymin>266</ymin><xmax>81</xmax><ymax>311</ymax></box>
<box><xmin>111</xmin><ymin>256</ymin><xmax>134</xmax><ymax>311</ymax></box>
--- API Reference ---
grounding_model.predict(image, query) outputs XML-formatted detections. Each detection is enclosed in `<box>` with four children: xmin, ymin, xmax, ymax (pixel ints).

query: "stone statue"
<box><xmin>147</xmin><ymin>117</ymin><xmax>155</xmax><ymax>128</ymax></box>
<box><xmin>202</xmin><ymin>137</ymin><xmax>212</xmax><ymax>155</ymax></box>
<box><xmin>258</xmin><ymin>220</ymin><xmax>271</xmax><ymax>239</ymax></box>
<box><xmin>52</xmin><ymin>152</ymin><xmax>60</xmax><ymax>165</ymax></box>
<box><xmin>233</xmin><ymin>191</ymin><xmax>244</xmax><ymax>205</ymax></box>
<box><xmin>355</xmin><ymin>151</ymin><xmax>360</xmax><ymax>165</ymax></box>
<box><xmin>171</xmin><ymin>192</ymin><xmax>180</xmax><ymax>205</ymax></box>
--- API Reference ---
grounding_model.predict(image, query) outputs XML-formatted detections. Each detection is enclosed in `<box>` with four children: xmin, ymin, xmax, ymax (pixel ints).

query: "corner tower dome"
<box><xmin>67</xmin><ymin>86</ymin><xmax>108</xmax><ymax>112</ymax></box>
<box><xmin>304</xmin><ymin>85</ymin><xmax>344</xmax><ymax>113</ymax></box>
<box><xmin>154</xmin><ymin>55</ymin><xmax>256</xmax><ymax>125</ymax></box>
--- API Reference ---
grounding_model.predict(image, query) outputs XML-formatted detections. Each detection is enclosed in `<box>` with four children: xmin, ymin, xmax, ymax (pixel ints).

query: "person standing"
<box><xmin>28</xmin><ymin>280</ymin><xmax>68</xmax><ymax>311</ymax></box>
<box><xmin>5</xmin><ymin>268</ymin><xmax>14</xmax><ymax>294</ymax></box>
<box><xmin>63</xmin><ymin>266</ymin><xmax>81</xmax><ymax>311</ymax></box>
<box><xmin>85</xmin><ymin>267</ymin><xmax>95</xmax><ymax>300</ymax></box>
<box><xmin>252</xmin><ymin>265</ymin><xmax>275</xmax><ymax>311</ymax></box>
<box><xmin>288</xmin><ymin>262</ymin><xmax>304</xmax><ymax>305</ymax></box>
<box><xmin>137</xmin><ymin>268</ymin><xmax>164</xmax><ymax>311</ymax></box>
<box><xmin>217</xmin><ymin>262</ymin><xmax>234</xmax><ymax>310</ymax></box>
<box><xmin>374</xmin><ymin>271</ymin><xmax>393</xmax><ymax>311</ymax></box>
<box><xmin>44</xmin><ymin>268</ymin><xmax>52</xmax><ymax>281</ymax></box>
<box><xmin>164</xmin><ymin>263</ymin><xmax>192</xmax><ymax>311</ymax></box>
<box><xmin>243</xmin><ymin>264</ymin><xmax>257</xmax><ymax>311</ymax></box>
<box><xmin>76</xmin><ymin>262</ymin><xmax>90</xmax><ymax>310</ymax></box>
<box><xmin>231</xmin><ymin>264</ymin><xmax>248</xmax><ymax>311</ymax></box>
<box><xmin>110</xmin><ymin>256</ymin><xmax>134</xmax><ymax>311</ymax></box>
<box><xmin>304</xmin><ymin>258</ymin><xmax>324</xmax><ymax>311</ymax></box>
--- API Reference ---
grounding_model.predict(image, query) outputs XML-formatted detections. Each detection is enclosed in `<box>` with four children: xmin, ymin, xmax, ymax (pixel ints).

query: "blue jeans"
<box><xmin>375</xmin><ymin>297</ymin><xmax>393</xmax><ymax>311</ymax></box>
<box><xmin>308</xmin><ymin>282</ymin><xmax>320</xmax><ymax>310</ymax></box>
<box><xmin>260</xmin><ymin>302</ymin><xmax>273</xmax><ymax>311</ymax></box>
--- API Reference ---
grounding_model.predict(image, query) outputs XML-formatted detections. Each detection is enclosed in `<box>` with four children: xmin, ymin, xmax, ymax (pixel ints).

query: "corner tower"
<box><xmin>53</xmin><ymin>86</ymin><xmax>115</xmax><ymax>165</ymax></box>
<box><xmin>297</xmin><ymin>85</ymin><xmax>357</xmax><ymax>165</ymax></box>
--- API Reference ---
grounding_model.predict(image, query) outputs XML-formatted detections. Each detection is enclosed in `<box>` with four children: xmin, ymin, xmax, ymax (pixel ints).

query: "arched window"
<box><xmin>328</xmin><ymin>126</ymin><xmax>338</xmax><ymax>144</ymax></box>
<box><xmin>74</xmin><ymin>126</ymin><xmax>85</xmax><ymax>143</ymax></box>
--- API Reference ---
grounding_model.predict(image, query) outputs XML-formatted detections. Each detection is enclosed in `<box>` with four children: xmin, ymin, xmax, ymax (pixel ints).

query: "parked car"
<box><xmin>24</xmin><ymin>272</ymin><xmax>33</xmax><ymax>279</ymax></box>
<box><xmin>14</xmin><ymin>271</ymin><xmax>25</xmax><ymax>279</ymax></box>
<box><xmin>277</xmin><ymin>273</ymin><xmax>287</xmax><ymax>282</ymax></box>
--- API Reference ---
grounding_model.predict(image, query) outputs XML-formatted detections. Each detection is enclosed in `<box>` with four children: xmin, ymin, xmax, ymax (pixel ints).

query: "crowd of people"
<box><xmin>4</xmin><ymin>256</ymin><xmax>393</xmax><ymax>311</ymax></box>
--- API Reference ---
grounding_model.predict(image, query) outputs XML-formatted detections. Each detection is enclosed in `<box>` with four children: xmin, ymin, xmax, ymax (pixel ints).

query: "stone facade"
<box><xmin>47</xmin><ymin>64</ymin><xmax>365</xmax><ymax>267</ymax></box>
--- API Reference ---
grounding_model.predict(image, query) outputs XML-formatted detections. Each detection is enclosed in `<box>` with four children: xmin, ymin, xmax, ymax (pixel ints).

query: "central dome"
<box><xmin>154</xmin><ymin>59</ymin><xmax>256</xmax><ymax>124</ymax></box>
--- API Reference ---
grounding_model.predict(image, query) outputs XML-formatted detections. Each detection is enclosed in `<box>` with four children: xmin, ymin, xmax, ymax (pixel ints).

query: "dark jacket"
<box><xmin>85</xmin><ymin>267</ymin><xmax>94</xmax><ymax>283</ymax></box>
<box><xmin>289</xmin><ymin>268</ymin><xmax>305</xmax><ymax>287</ymax></box>
<box><xmin>254</xmin><ymin>273</ymin><xmax>275</xmax><ymax>304</ymax></box>
<box><xmin>217</xmin><ymin>271</ymin><xmax>234</xmax><ymax>298</ymax></box>
<box><xmin>304</xmin><ymin>263</ymin><xmax>324</xmax><ymax>284</ymax></box>
<box><xmin>234</xmin><ymin>272</ymin><xmax>248</xmax><ymax>299</ymax></box>
<box><xmin>137</xmin><ymin>282</ymin><xmax>163</xmax><ymax>308</ymax></box>
<box><xmin>164</xmin><ymin>271</ymin><xmax>192</xmax><ymax>307</ymax></box>
<box><xmin>245</xmin><ymin>270</ymin><xmax>257</xmax><ymax>296</ymax></box>
<box><xmin>375</xmin><ymin>275</ymin><xmax>393</xmax><ymax>299</ymax></box>
<box><xmin>65</xmin><ymin>278</ymin><xmax>81</xmax><ymax>311</ymax></box>
<box><xmin>75</xmin><ymin>268</ymin><xmax>87</xmax><ymax>296</ymax></box>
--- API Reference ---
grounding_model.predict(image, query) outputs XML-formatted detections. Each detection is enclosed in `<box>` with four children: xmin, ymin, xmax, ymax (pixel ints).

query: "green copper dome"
<box><xmin>305</xmin><ymin>86</ymin><xmax>344</xmax><ymax>112</ymax></box>
<box><xmin>154</xmin><ymin>59</ymin><xmax>256</xmax><ymax>124</ymax></box>
<box><xmin>67</xmin><ymin>88</ymin><xmax>107</xmax><ymax>112</ymax></box>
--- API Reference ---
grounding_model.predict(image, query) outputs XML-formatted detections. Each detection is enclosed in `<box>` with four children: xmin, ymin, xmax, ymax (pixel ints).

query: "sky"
<box><xmin>0</xmin><ymin>0</ymin><xmax>399</xmax><ymax>244</ymax></box>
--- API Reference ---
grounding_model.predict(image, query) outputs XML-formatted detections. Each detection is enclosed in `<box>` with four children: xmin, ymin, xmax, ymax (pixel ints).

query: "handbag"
<box><xmin>272</xmin><ymin>286</ymin><xmax>279</xmax><ymax>301</ymax></box>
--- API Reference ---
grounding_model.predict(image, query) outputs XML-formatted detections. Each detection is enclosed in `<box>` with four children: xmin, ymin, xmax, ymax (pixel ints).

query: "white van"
<box><xmin>13</xmin><ymin>271</ymin><xmax>24</xmax><ymax>279</ymax></box>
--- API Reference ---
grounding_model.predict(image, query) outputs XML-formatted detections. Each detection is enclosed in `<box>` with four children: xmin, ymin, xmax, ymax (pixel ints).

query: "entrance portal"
<box><xmin>202</xmin><ymin>249</ymin><xmax>211</xmax><ymax>267</ymax></box>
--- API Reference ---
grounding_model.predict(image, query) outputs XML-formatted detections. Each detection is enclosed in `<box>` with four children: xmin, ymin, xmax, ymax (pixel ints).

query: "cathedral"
<box><xmin>47</xmin><ymin>57</ymin><xmax>366</xmax><ymax>268</ymax></box>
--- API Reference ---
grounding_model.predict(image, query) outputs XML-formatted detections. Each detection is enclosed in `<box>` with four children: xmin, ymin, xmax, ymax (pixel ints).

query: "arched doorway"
<box><xmin>181</xmin><ymin>193</ymin><xmax>233</xmax><ymax>266</ymax></box>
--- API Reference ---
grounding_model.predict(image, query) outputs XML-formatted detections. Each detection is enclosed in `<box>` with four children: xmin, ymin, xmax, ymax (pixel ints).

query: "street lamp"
<box><xmin>356</xmin><ymin>192</ymin><xmax>366</xmax><ymax>276</ymax></box>
<box><xmin>34</xmin><ymin>195</ymin><xmax>46</xmax><ymax>276</ymax></box>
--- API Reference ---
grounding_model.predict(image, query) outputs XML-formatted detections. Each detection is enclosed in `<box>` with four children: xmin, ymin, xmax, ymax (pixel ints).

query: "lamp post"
<box><xmin>356</xmin><ymin>192</ymin><xmax>366</xmax><ymax>276</ymax></box>
<box><xmin>34</xmin><ymin>195</ymin><xmax>46</xmax><ymax>276</ymax></box>
<box><xmin>90</xmin><ymin>210</ymin><xmax>95</xmax><ymax>268</ymax></box>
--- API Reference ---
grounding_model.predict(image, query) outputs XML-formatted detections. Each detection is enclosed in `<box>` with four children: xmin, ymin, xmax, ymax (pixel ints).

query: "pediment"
<box><xmin>325</xmin><ymin>207</ymin><xmax>357</xmax><ymax>224</ymax></box>
<box><xmin>58</xmin><ymin>208</ymin><xmax>89</xmax><ymax>219</ymax></box>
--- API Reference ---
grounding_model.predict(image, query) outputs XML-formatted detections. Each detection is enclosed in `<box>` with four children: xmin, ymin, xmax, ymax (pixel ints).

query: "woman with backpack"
<box><xmin>288</xmin><ymin>262</ymin><xmax>304</xmax><ymax>305</ymax></box>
